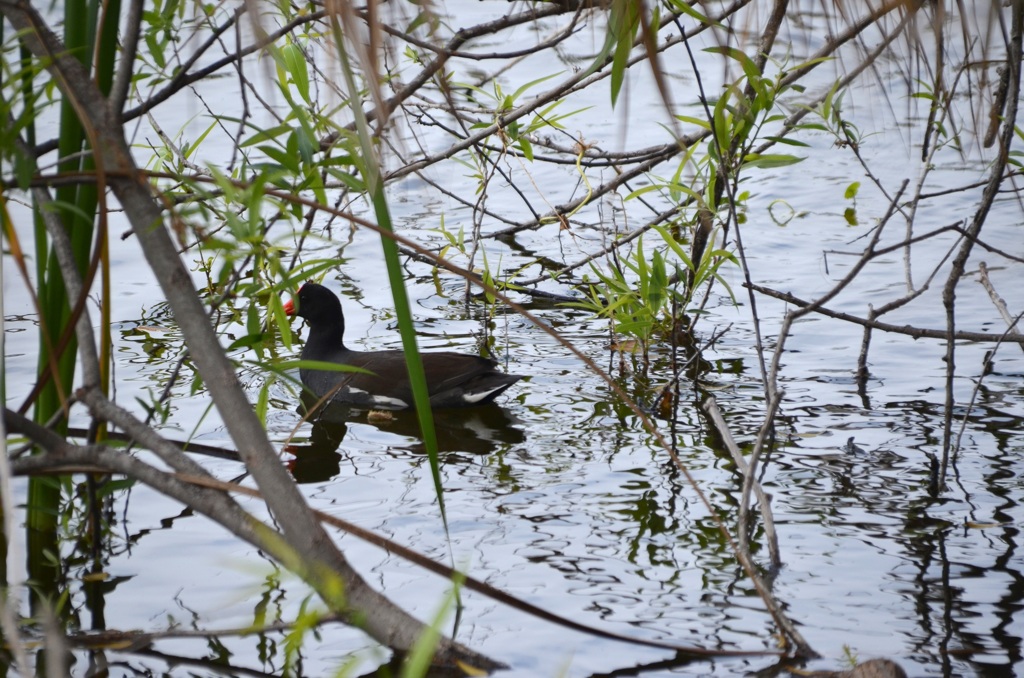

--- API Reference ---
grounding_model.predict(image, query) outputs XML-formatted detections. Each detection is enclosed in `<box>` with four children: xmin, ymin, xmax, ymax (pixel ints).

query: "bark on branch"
<box><xmin>0</xmin><ymin>0</ymin><xmax>500</xmax><ymax>668</ymax></box>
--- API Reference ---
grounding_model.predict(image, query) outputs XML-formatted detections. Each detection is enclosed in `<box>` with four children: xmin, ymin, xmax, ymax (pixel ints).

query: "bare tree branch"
<box><xmin>0</xmin><ymin>0</ymin><xmax>501</xmax><ymax>667</ymax></box>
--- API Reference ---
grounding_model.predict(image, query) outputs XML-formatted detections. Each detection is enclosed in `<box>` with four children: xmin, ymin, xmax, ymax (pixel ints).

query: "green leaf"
<box><xmin>527</xmin><ymin>102</ymin><xmax>590</xmax><ymax>133</ymax></box>
<box><xmin>608</xmin><ymin>0</ymin><xmax>640</xmax><ymax>106</ymax></box>
<box><xmin>675</xmin><ymin>114</ymin><xmax>711</xmax><ymax>130</ymax></box>
<box><xmin>276</xmin><ymin>359</ymin><xmax>374</xmax><ymax>375</ymax></box>
<box><xmin>652</xmin><ymin>224</ymin><xmax>695</xmax><ymax>270</ymax></box>
<box><xmin>295</xmin><ymin>124</ymin><xmax>317</xmax><ymax>165</ymax></box>
<box><xmin>711</xmin><ymin>94</ymin><xmax>731</xmax><ymax>155</ymax></box>
<box><xmin>821</xmin><ymin>79</ymin><xmax>842</xmax><ymax>121</ymax></box>
<box><xmin>665</xmin><ymin>0</ymin><xmax>722</xmax><ymax>28</ymax></box>
<box><xmin>786</xmin><ymin>55</ymin><xmax>833</xmax><ymax>73</ymax></box>
<box><xmin>622</xmin><ymin>184</ymin><xmax>661</xmax><ymax>200</ymax></box>
<box><xmin>184</xmin><ymin>120</ymin><xmax>218</xmax><ymax>161</ymax></box>
<box><xmin>510</xmin><ymin>72</ymin><xmax>561</xmax><ymax>102</ymax></box>
<box><xmin>259</xmin><ymin>144</ymin><xmax>299</xmax><ymax>173</ymax></box>
<box><xmin>270</xmin><ymin>293</ymin><xmax>292</xmax><ymax>352</ymax></box>
<box><xmin>705</xmin><ymin>45</ymin><xmax>760</xmax><ymax>85</ymax></box>
<box><xmin>146</xmin><ymin>33</ymin><xmax>166</xmax><ymax>69</ymax></box>
<box><xmin>517</xmin><ymin>135</ymin><xmax>534</xmax><ymax>161</ymax></box>
<box><xmin>281</xmin><ymin>42</ymin><xmax>311</xmax><ymax>104</ymax></box>
<box><xmin>615</xmin><ymin>320</ymin><xmax>654</xmax><ymax>337</ymax></box>
<box><xmin>14</xmin><ymin>149</ymin><xmax>36</xmax><ymax>189</ymax></box>
<box><xmin>741</xmin><ymin>153</ymin><xmax>804</xmax><ymax>169</ymax></box>
<box><xmin>582</xmin><ymin>8</ymin><xmax>620</xmax><ymax>81</ymax></box>
<box><xmin>764</xmin><ymin>135</ymin><xmax>811</xmax><ymax>147</ymax></box>
<box><xmin>246</xmin><ymin>300</ymin><xmax>261</xmax><ymax>338</ymax></box>
<box><xmin>331</xmin><ymin>169</ymin><xmax>367</xmax><ymax>192</ymax></box>
<box><xmin>305</xmin><ymin>165</ymin><xmax>328</xmax><ymax>207</ymax></box>
<box><xmin>242</xmin><ymin>123</ymin><xmax>294</xmax><ymax>147</ymax></box>
<box><xmin>844</xmin><ymin>181</ymin><xmax>861</xmax><ymax>200</ymax></box>
<box><xmin>256</xmin><ymin>382</ymin><xmax>270</xmax><ymax>425</ymax></box>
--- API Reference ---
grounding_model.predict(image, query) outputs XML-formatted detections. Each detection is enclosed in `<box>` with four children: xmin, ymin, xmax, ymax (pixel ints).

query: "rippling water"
<box><xmin>3</xmin><ymin>1</ymin><xmax>1024</xmax><ymax>676</ymax></box>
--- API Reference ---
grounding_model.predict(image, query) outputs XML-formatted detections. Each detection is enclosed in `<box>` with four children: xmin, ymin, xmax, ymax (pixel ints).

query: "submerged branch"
<box><xmin>702</xmin><ymin>395</ymin><xmax>782</xmax><ymax>569</ymax></box>
<box><xmin>978</xmin><ymin>262</ymin><xmax>1024</xmax><ymax>354</ymax></box>
<box><xmin>939</xmin><ymin>0</ymin><xmax>1024</xmax><ymax>484</ymax></box>
<box><xmin>0</xmin><ymin>0</ymin><xmax>503</xmax><ymax>668</ymax></box>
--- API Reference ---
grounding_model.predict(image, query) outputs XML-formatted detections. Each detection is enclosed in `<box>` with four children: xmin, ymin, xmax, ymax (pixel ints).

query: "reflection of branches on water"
<box><xmin>277</xmin><ymin>0</ymin><xmax>974</xmax><ymax>661</ymax></box>
<box><xmin>702</xmin><ymin>395</ymin><xmax>781</xmax><ymax>568</ymax></box>
<box><xmin>5</xmin><ymin>0</ymin><xmax>1022</xmax><ymax>671</ymax></box>
<box><xmin>949</xmin><ymin>308</ymin><xmax>1024</xmax><ymax>477</ymax></box>
<box><xmin>938</xmin><ymin>2</ymin><xmax>1023</xmax><ymax>485</ymax></box>
<box><xmin>5</xmin><ymin>407</ymin><xmax>783</xmax><ymax>662</ymax></box>
<box><xmin>724</xmin><ymin>4</ymin><xmax>1024</xmax><ymax>497</ymax></box>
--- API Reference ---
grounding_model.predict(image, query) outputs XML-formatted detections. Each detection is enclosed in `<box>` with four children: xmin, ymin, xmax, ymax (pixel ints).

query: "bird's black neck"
<box><xmin>303</xmin><ymin>321</ymin><xmax>347</xmax><ymax>357</ymax></box>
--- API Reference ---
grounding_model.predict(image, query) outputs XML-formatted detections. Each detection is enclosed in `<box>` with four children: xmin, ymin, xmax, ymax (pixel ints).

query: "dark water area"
<box><xmin>3</xmin><ymin>1</ymin><xmax>1024</xmax><ymax>676</ymax></box>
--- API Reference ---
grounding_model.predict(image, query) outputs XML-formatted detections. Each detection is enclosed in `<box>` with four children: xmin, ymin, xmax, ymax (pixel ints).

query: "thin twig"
<box><xmin>950</xmin><ymin>311</ymin><xmax>1024</xmax><ymax>466</ymax></box>
<box><xmin>939</xmin><ymin>0</ymin><xmax>1023</xmax><ymax>485</ymax></box>
<box><xmin>978</xmin><ymin>262</ymin><xmax>1024</xmax><ymax>354</ymax></box>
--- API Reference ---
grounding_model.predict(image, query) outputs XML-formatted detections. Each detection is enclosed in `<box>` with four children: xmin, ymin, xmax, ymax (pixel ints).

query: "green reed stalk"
<box><xmin>328</xmin><ymin>18</ymin><xmax>449</xmax><ymax>531</ymax></box>
<box><xmin>26</xmin><ymin>0</ymin><xmax>119</xmax><ymax>601</ymax></box>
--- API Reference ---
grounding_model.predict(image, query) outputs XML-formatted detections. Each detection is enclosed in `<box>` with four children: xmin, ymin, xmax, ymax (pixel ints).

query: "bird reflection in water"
<box><xmin>284</xmin><ymin>392</ymin><xmax>525</xmax><ymax>483</ymax></box>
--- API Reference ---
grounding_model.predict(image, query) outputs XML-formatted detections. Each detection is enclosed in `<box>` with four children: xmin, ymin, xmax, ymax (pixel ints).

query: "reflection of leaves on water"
<box><xmin>124</xmin><ymin>324</ymin><xmax>181</xmax><ymax>361</ymax></box>
<box><xmin>122</xmin><ymin>301</ymin><xmax>185</xmax><ymax>361</ymax></box>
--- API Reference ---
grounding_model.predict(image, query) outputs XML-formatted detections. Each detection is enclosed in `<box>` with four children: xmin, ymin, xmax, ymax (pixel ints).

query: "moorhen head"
<box><xmin>283</xmin><ymin>283</ymin><xmax>522</xmax><ymax>409</ymax></box>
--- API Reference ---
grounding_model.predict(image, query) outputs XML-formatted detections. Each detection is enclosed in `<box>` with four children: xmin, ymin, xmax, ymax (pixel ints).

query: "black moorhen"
<box><xmin>283</xmin><ymin>283</ymin><xmax>523</xmax><ymax>409</ymax></box>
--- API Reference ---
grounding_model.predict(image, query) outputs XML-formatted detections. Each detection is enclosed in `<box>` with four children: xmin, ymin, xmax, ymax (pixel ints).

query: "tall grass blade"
<box><xmin>328</xmin><ymin>17</ymin><xmax>448</xmax><ymax>531</ymax></box>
